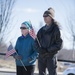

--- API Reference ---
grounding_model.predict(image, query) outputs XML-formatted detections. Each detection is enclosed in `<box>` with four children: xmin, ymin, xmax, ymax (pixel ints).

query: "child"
<box><xmin>14</xmin><ymin>21</ymin><xmax>38</xmax><ymax>75</ymax></box>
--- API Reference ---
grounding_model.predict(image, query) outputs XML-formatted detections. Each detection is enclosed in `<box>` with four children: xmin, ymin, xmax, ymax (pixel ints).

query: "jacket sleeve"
<box><xmin>28</xmin><ymin>40</ymin><xmax>38</xmax><ymax>63</ymax></box>
<box><xmin>34</xmin><ymin>29</ymin><xmax>42</xmax><ymax>52</ymax></box>
<box><xmin>35</xmin><ymin>38</ymin><xmax>41</xmax><ymax>53</ymax></box>
<box><xmin>13</xmin><ymin>38</ymin><xmax>19</xmax><ymax>56</ymax></box>
<box><xmin>15</xmin><ymin>38</ymin><xmax>19</xmax><ymax>52</ymax></box>
<box><xmin>47</xmin><ymin>28</ymin><xmax>63</xmax><ymax>54</ymax></box>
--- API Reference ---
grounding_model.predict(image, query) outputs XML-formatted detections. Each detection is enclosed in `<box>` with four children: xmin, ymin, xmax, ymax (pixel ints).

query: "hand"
<box><xmin>14</xmin><ymin>55</ymin><xmax>22</xmax><ymax>60</ymax></box>
<box><xmin>28</xmin><ymin>57</ymin><xmax>32</xmax><ymax>63</ymax></box>
<box><xmin>39</xmin><ymin>47</ymin><xmax>47</xmax><ymax>54</ymax></box>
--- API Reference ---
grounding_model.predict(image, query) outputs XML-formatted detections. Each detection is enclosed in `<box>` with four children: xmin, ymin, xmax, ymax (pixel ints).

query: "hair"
<box><xmin>52</xmin><ymin>19</ymin><xmax>59</xmax><ymax>26</ymax></box>
<box><xmin>52</xmin><ymin>19</ymin><xmax>62</xmax><ymax>30</ymax></box>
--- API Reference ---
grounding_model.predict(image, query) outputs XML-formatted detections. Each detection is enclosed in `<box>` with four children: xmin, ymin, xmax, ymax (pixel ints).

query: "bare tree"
<box><xmin>60</xmin><ymin>0</ymin><xmax>75</xmax><ymax>61</ymax></box>
<box><xmin>0</xmin><ymin>0</ymin><xmax>15</xmax><ymax>43</ymax></box>
<box><xmin>66</xmin><ymin>15</ymin><xmax>75</xmax><ymax>60</ymax></box>
<box><xmin>0</xmin><ymin>0</ymin><xmax>15</xmax><ymax>53</ymax></box>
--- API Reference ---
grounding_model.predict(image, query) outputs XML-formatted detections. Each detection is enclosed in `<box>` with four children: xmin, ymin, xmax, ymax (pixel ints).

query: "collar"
<box><xmin>21</xmin><ymin>33</ymin><xmax>30</xmax><ymax>38</ymax></box>
<box><xmin>43</xmin><ymin>22</ymin><xmax>55</xmax><ymax>32</ymax></box>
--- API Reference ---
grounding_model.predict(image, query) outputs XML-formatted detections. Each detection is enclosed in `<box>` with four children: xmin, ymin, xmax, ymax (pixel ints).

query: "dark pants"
<box><xmin>16</xmin><ymin>65</ymin><xmax>35</xmax><ymax>75</ymax></box>
<box><xmin>38</xmin><ymin>56</ymin><xmax>57</xmax><ymax>75</ymax></box>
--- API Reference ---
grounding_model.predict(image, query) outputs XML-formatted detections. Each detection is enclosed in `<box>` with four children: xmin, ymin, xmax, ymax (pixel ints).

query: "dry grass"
<box><xmin>0</xmin><ymin>56</ymin><xmax>16</xmax><ymax>70</ymax></box>
<box><xmin>0</xmin><ymin>56</ymin><xmax>67</xmax><ymax>73</ymax></box>
<box><xmin>0</xmin><ymin>56</ymin><xmax>38</xmax><ymax>72</ymax></box>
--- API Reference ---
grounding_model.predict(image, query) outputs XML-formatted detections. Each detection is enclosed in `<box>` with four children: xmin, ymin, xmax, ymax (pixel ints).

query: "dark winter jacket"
<box><xmin>35</xmin><ymin>21</ymin><xmax>62</xmax><ymax>58</ymax></box>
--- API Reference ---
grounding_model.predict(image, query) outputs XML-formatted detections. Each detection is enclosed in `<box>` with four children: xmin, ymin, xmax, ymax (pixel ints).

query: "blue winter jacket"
<box><xmin>15</xmin><ymin>34</ymin><xmax>38</xmax><ymax>66</ymax></box>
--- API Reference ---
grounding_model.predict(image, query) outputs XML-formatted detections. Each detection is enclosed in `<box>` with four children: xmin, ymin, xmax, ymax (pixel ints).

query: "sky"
<box><xmin>2</xmin><ymin>0</ymin><xmax>75</xmax><ymax>49</ymax></box>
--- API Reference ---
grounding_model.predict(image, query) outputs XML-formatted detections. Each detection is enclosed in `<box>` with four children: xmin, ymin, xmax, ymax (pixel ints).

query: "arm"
<box><xmin>13</xmin><ymin>38</ymin><xmax>22</xmax><ymax>60</ymax></box>
<box><xmin>47</xmin><ymin>28</ymin><xmax>63</xmax><ymax>54</ymax></box>
<box><xmin>14</xmin><ymin>38</ymin><xmax>19</xmax><ymax>55</ymax></box>
<box><xmin>35</xmin><ymin>29</ymin><xmax>47</xmax><ymax>54</ymax></box>
<box><xmin>28</xmin><ymin>40</ymin><xmax>38</xmax><ymax>63</ymax></box>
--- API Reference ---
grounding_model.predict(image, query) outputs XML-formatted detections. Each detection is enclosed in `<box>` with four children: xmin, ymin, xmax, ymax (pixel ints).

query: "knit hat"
<box><xmin>43</xmin><ymin>7</ymin><xmax>55</xmax><ymax>19</ymax></box>
<box><xmin>21</xmin><ymin>21</ymin><xmax>32</xmax><ymax>30</ymax></box>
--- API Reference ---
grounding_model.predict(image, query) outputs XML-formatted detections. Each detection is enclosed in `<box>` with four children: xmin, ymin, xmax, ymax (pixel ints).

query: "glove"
<box><xmin>14</xmin><ymin>55</ymin><xmax>22</xmax><ymax>60</ymax></box>
<box><xmin>39</xmin><ymin>47</ymin><xmax>49</xmax><ymax>58</ymax></box>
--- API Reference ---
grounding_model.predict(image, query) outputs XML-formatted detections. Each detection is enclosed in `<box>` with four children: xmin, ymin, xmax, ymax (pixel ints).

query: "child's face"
<box><xmin>20</xmin><ymin>24</ymin><xmax>29</xmax><ymax>36</ymax></box>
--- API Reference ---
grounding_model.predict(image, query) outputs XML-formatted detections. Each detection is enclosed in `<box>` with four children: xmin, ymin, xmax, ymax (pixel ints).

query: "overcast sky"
<box><xmin>2</xmin><ymin>0</ymin><xmax>75</xmax><ymax>49</ymax></box>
